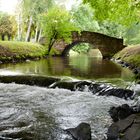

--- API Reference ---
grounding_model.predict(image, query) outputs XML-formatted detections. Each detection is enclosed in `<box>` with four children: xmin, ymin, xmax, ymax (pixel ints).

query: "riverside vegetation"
<box><xmin>114</xmin><ymin>44</ymin><xmax>140</xmax><ymax>79</ymax></box>
<box><xmin>114</xmin><ymin>44</ymin><xmax>140</xmax><ymax>68</ymax></box>
<box><xmin>0</xmin><ymin>41</ymin><xmax>46</xmax><ymax>63</ymax></box>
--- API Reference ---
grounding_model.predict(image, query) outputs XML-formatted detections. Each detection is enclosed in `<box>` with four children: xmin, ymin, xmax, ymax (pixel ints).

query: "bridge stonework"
<box><xmin>53</xmin><ymin>31</ymin><xmax>125</xmax><ymax>58</ymax></box>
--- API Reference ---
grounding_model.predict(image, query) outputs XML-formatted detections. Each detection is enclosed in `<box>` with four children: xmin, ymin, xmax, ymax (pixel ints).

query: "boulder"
<box><xmin>74</xmin><ymin>81</ymin><xmax>92</xmax><ymax>91</ymax></box>
<box><xmin>128</xmin><ymin>64</ymin><xmax>135</xmax><ymax>70</ymax></box>
<box><xmin>52</xmin><ymin>82</ymin><xmax>134</xmax><ymax>99</ymax></box>
<box><xmin>132</xmin><ymin>67</ymin><xmax>140</xmax><ymax>75</ymax></box>
<box><xmin>89</xmin><ymin>84</ymin><xmax>104</xmax><ymax>94</ymax></box>
<box><xmin>109</xmin><ymin>104</ymin><xmax>134</xmax><ymax>122</ymax></box>
<box><xmin>75</xmin><ymin>81</ymin><xmax>103</xmax><ymax>93</ymax></box>
<box><xmin>99</xmin><ymin>88</ymin><xmax>134</xmax><ymax>99</ymax></box>
<box><xmin>107</xmin><ymin>114</ymin><xmax>140</xmax><ymax>140</ymax></box>
<box><xmin>118</xmin><ymin>60</ymin><xmax>124</xmax><ymax>65</ymax></box>
<box><xmin>123</xmin><ymin>62</ymin><xmax>130</xmax><ymax>67</ymax></box>
<box><xmin>51</xmin><ymin>81</ymin><xmax>102</xmax><ymax>93</ymax></box>
<box><xmin>50</xmin><ymin>81</ymin><xmax>78</xmax><ymax>91</ymax></box>
<box><xmin>66</xmin><ymin>123</ymin><xmax>91</xmax><ymax>140</ymax></box>
<box><xmin>0</xmin><ymin>75</ymin><xmax>60</xmax><ymax>87</ymax></box>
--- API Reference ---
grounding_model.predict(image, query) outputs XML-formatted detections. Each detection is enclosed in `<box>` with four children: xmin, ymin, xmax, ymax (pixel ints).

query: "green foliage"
<box><xmin>83</xmin><ymin>0</ymin><xmax>139</xmax><ymax>27</ymax></box>
<box><xmin>71</xmin><ymin>4</ymin><xmax>99</xmax><ymax>31</ymax></box>
<box><xmin>125</xmin><ymin>54</ymin><xmax>140</xmax><ymax>67</ymax></box>
<box><xmin>22</xmin><ymin>0</ymin><xmax>53</xmax><ymax>19</ymax></box>
<box><xmin>124</xmin><ymin>23</ymin><xmax>140</xmax><ymax>44</ymax></box>
<box><xmin>114</xmin><ymin>45</ymin><xmax>140</xmax><ymax>67</ymax></box>
<box><xmin>0</xmin><ymin>41</ymin><xmax>46</xmax><ymax>60</ymax></box>
<box><xmin>72</xmin><ymin>43</ymin><xmax>90</xmax><ymax>54</ymax></box>
<box><xmin>71</xmin><ymin>3</ymin><xmax>126</xmax><ymax>38</ymax></box>
<box><xmin>41</xmin><ymin>6</ymin><xmax>79</xmax><ymax>53</ymax></box>
<box><xmin>20</xmin><ymin>0</ymin><xmax>54</xmax><ymax>41</ymax></box>
<box><xmin>98</xmin><ymin>20</ymin><xmax>126</xmax><ymax>38</ymax></box>
<box><xmin>0</xmin><ymin>12</ymin><xmax>17</xmax><ymax>37</ymax></box>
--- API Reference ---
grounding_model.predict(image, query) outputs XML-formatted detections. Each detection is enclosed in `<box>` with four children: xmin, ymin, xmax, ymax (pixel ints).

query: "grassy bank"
<box><xmin>0</xmin><ymin>41</ymin><xmax>47</xmax><ymax>62</ymax></box>
<box><xmin>114</xmin><ymin>44</ymin><xmax>140</xmax><ymax>68</ymax></box>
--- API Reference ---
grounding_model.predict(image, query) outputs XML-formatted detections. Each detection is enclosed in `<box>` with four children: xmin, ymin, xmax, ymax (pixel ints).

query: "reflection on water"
<box><xmin>0</xmin><ymin>55</ymin><xmax>134</xmax><ymax>80</ymax></box>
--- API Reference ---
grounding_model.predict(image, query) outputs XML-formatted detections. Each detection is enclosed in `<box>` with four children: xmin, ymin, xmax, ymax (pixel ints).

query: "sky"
<box><xmin>0</xmin><ymin>0</ymin><xmax>18</xmax><ymax>14</ymax></box>
<box><xmin>0</xmin><ymin>0</ymin><xmax>81</xmax><ymax>15</ymax></box>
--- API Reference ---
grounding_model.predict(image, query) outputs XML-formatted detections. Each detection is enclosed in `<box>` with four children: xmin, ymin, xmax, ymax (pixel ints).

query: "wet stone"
<box><xmin>107</xmin><ymin>114</ymin><xmax>140</xmax><ymax>140</ymax></box>
<box><xmin>109</xmin><ymin>104</ymin><xmax>134</xmax><ymax>122</ymax></box>
<box><xmin>66</xmin><ymin>123</ymin><xmax>91</xmax><ymax>140</ymax></box>
<box><xmin>99</xmin><ymin>88</ymin><xmax>134</xmax><ymax>99</ymax></box>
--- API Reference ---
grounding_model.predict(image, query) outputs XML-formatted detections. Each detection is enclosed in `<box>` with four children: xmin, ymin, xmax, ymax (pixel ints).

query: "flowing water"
<box><xmin>0</xmin><ymin>56</ymin><xmax>136</xmax><ymax>140</ymax></box>
<box><xmin>0</xmin><ymin>83</ymin><xmax>132</xmax><ymax>140</ymax></box>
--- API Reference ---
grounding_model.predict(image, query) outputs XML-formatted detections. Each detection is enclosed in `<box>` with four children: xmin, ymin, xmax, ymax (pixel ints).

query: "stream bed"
<box><xmin>0</xmin><ymin>83</ymin><xmax>133</xmax><ymax>140</ymax></box>
<box><xmin>0</xmin><ymin>56</ymin><xmax>137</xmax><ymax>140</ymax></box>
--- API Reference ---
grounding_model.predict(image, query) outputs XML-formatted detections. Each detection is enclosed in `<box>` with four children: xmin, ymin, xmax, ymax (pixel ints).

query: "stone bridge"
<box><xmin>53</xmin><ymin>31</ymin><xmax>125</xmax><ymax>58</ymax></box>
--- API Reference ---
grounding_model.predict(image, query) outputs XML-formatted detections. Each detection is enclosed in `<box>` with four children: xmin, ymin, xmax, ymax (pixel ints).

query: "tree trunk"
<box><xmin>37</xmin><ymin>30</ymin><xmax>40</xmax><ymax>42</ymax></box>
<box><xmin>8</xmin><ymin>35</ymin><xmax>11</xmax><ymax>40</ymax></box>
<box><xmin>37</xmin><ymin>29</ymin><xmax>42</xmax><ymax>42</ymax></box>
<box><xmin>48</xmin><ymin>31</ymin><xmax>57</xmax><ymax>54</ymax></box>
<box><xmin>25</xmin><ymin>16</ymin><xmax>33</xmax><ymax>42</ymax></box>
<box><xmin>34</xmin><ymin>25</ymin><xmax>39</xmax><ymax>42</ymax></box>
<box><xmin>1</xmin><ymin>35</ymin><xmax>5</xmax><ymax>40</ymax></box>
<box><xmin>17</xmin><ymin>14</ymin><xmax>20</xmax><ymax>40</ymax></box>
<box><xmin>17</xmin><ymin>14</ymin><xmax>23</xmax><ymax>41</ymax></box>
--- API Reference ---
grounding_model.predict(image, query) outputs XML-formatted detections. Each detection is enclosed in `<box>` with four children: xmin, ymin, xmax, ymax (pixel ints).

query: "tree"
<box><xmin>41</xmin><ymin>6</ymin><xmax>79</xmax><ymax>54</ymax></box>
<box><xmin>124</xmin><ymin>23</ymin><xmax>140</xmax><ymax>44</ymax></box>
<box><xmin>82</xmin><ymin>0</ymin><xmax>140</xmax><ymax>27</ymax></box>
<box><xmin>98</xmin><ymin>20</ymin><xmax>126</xmax><ymax>38</ymax></box>
<box><xmin>16</xmin><ymin>0</ymin><xmax>23</xmax><ymax>41</ymax></box>
<box><xmin>21</xmin><ymin>0</ymin><xmax>54</xmax><ymax>42</ymax></box>
<box><xmin>0</xmin><ymin>12</ymin><xmax>17</xmax><ymax>40</ymax></box>
<box><xmin>71</xmin><ymin>4</ymin><xmax>100</xmax><ymax>32</ymax></box>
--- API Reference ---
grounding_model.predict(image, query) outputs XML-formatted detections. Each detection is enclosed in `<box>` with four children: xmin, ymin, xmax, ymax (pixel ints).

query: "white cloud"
<box><xmin>0</xmin><ymin>0</ymin><xmax>18</xmax><ymax>14</ymax></box>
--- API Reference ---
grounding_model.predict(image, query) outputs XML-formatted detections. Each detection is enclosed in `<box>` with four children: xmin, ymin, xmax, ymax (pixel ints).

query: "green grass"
<box><xmin>0</xmin><ymin>41</ymin><xmax>47</xmax><ymax>62</ymax></box>
<box><xmin>114</xmin><ymin>44</ymin><xmax>140</xmax><ymax>67</ymax></box>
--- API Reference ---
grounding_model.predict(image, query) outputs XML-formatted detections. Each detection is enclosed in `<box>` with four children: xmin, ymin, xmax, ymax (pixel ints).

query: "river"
<box><xmin>0</xmin><ymin>55</ymin><xmax>136</xmax><ymax>140</ymax></box>
<box><xmin>0</xmin><ymin>55</ymin><xmax>134</xmax><ymax>80</ymax></box>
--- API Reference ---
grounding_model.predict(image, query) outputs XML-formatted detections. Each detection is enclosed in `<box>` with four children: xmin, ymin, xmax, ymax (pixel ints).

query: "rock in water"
<box><xmin>99</xmin><ymin>88</ymin><xmax>134</xmax><ymax>99</ymax></box>
<box><xmin>107</xmin><ymin>103</ymin><xmax>140</xmax><ymax>140</ymax></box>
<box><xmin>109</xmin><ymin>104</ymin><xmax>133</xmax><ymax>122</ymax></box>
<box><xmin>107</xmin><ymin>114</ymin><xmax>140</xmax><ymax>140</ymax></box>
<box><xmin>66</xmin><ymin>123</ymin><xmax>91</xmax><ymax>140</ymax></box>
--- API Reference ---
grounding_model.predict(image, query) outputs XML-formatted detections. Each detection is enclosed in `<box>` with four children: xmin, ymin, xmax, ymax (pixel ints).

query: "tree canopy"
<box><xmin>41</xmin><ymin>6</ymin><xmax>79</xmax><ymax>53</ymax></box>
<box><xmin>19</xmin><ymin>0</ymin><xmax>54</xmax><ymax>41</ymax></box>
<box><xmin>71</xmin><ymin>4</ymin><xmax>99</xmax><ymax>32</ymax></box>
<box><xmin>0</xmin><ymin>12</ymin><xmax>17</xmax><ymax>40</ymax></box>
<box><xmin>83</xmin><ymin>0</ymin><xmax>140</xmax><ymax>26</ymax></box>
<box><xmin>1</xmin><ymin>0</ymin><xmax>140</xmax><ymax>46</ymax></box>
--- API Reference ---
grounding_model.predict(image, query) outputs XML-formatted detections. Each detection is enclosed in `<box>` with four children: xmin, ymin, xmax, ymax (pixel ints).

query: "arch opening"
<box><xmin>64</xmin><ymin>42</ymin><xmax>103</xmax><ymax>58</ymax></box>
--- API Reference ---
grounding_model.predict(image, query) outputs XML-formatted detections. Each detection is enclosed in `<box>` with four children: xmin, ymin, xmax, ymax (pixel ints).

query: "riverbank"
<box><xmin>0</xmin><ymin>41</ymin><xmax>47</xmax><ymax>63</ymax></box>
<box><xmin>114</xmin><ymin>44</ymin><xmax>140</xmax><ymax>67</ymax></box>
<box><xmin>113</xmin><ymin>44</ymin><xmax>140</xmax><ymax>78</ymax></box>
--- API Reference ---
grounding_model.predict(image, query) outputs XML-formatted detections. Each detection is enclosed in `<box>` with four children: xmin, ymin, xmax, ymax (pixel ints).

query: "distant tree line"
<box><xmin>0</xmin><ymin>0</ymin><xmax>140</xmax><ymax>53</ymax></box>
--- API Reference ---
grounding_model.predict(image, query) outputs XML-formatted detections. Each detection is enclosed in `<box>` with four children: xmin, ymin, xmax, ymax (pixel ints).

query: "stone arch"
<box><xmin>61</xmin><ymin>41</ymin><xmax>103</xmax><ymax>57</ymax></box>
<box><xmin>60</xmin><ymin>31</ymin><xmax>125</xmax><ymax>59</ymax></box>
